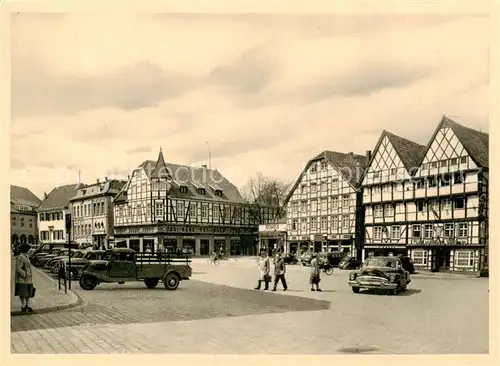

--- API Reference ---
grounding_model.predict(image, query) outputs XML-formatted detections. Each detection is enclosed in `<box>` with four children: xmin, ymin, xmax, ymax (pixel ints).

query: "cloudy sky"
<box><xmin>10</xmin><ymin>13</ymin><xmax>489</xmax><ymax>198</ymax></box>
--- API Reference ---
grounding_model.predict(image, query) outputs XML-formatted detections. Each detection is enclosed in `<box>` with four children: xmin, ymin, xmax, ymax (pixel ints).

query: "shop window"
<box><xmin>412</xmin><ymin>250</ymin><xmax>427</xmax><ymax>265</ymax></box>
<box><xmin>455</xmin><ymin>250</ymin><xmax>474</xmax><ymax>267</ymax></box>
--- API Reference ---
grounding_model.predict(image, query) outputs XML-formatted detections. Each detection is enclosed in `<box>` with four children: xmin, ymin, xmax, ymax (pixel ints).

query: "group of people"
<box><xmin>255</xmin><ymin>248</ymin><xmax>323</xmax><ymax>292</ymax></box>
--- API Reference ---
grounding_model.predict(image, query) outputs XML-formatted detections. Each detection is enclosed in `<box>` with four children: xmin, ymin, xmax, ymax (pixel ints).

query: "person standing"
<box><xmin>254</xmin><ymin>249</ymin><xmax>271</xmax><ymax>290</ymax></box>
<box><xmin>310</xmin><ymin>253</ymin><xmax>322</xmax><ymax>291</ymax></box>
<box><xmin>272</xmin><ymin>250</ymin><xmax>288</xmax><ymax>291</ymax></box>
<box><xmin>14</xmin><ymin>243</ymin><xmax>35</xmax><ymax>313</ymax></box>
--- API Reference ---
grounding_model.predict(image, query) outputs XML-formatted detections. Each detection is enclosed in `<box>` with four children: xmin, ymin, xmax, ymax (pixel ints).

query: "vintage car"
<box><xmin>44</xmin><ymin>249</ymin><xmax>75</xmax><ymax>270</ymax></box>
<box><xmin>283</xmin><ymin>253</ymin><xmax>299</xmax><ymax>265</ymax></box>
<box><xmin>31</xmin><ymin>243</ymin><xmax>78</xmax><ymax>265</ymax></box>
<box><xmin>348</xmin><ymin>256</ymin><xmax>411</xmax><ymax>295</ymax></box>
<box><xmin>338</xmin><ymin>256</ymin><xmax>362</xmax><ymax>270</ymax></box>
<box><xmin>49</xmin><ymin>250</ymin><xmax>85</xmax><ymax>274</ymax></box>
<box><xmin>36</xmin><ymin>248</ymin><xmax>68</xmax><ymax>267</ymax></box>
<box><xmin>61</xmin><ymin>250</ymin><xmax>105</xmax><ymax>279</ymax></box>
<box><xmin>78</xmin><ymin>248</ymin><xmax>192</xmax><ymax>291</ymax></box>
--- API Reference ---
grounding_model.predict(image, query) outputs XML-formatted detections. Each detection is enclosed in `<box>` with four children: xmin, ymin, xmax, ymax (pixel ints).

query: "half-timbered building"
<box><xmin>361</xmin><ymin>131</ymin><xmax>426</xmax><ymax>259</ymax></box>
<box><xmin>284</xmin><ymin>151</ymin><xmax>368</xmax><ymax>257</ymax></box>
<box><xmin>362</xmin><ymin>116</ymin><xmax>489</xmax><ymax>272</ymax></box>
<box><xmin>113</xmin><ymin>149</ymin><xmax>273</xmax><ymax>256</ymax></box>
<box><xmin>407</xmin><ymin>116</ymin><xmax>488</xmax><ymax>272</ymax></box>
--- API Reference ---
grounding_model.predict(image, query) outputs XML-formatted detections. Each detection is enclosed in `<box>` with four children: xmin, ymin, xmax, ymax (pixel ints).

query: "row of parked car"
<box><xmin>29</xmin><ymin>244</ymin><xmax>105</xmax><ymax>280</ymax></box>
<box><xmin>281</xmin><ymin>251</ymin><xmax>416</xmax><ymax>273</ymax></box>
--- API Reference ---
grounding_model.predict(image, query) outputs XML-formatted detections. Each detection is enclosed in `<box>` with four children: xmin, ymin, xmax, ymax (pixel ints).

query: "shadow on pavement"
<box><xmin>356</xmin><ymin>288</ymin><xmax>422</xmax><ymax>296</ymax></box>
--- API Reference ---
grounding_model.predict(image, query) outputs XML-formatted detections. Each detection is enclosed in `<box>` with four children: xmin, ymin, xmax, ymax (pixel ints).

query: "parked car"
<box><xmin>338</xmin><ymin>256</ymin><xmax>361</xmax><ymax>270</ymax></box>
<box><xmin>34</xmin><ymin>248</ymin><xmax>65</xmax><ymax>267</ymax></box>
<box><xmin>61</xmin><ymin>250</ymin><xmax>105</xmax><ymax>279</ymax></box>
<box><xmin>283</xmin><ymin>253</ymin><xmax>299</xmax><ymax>265</ymax></box>
<box><xmin>348</xmin><ymin>256</ymin><xmax>411</xmax><ymax>295</ymax></box>
<box><xmin>44</xmin><ymin>249</ymin><xmax>71</xmax><ymax>269</ymax></box>
<box><xmin>398</xmin><ymin>255</ymin><xmax>416</xmax><ymax>274</ymax></box>
<box><xmin>50</xmin><ymin>251</ymin><xmax>85</xmax><ymax>274</ymax></box>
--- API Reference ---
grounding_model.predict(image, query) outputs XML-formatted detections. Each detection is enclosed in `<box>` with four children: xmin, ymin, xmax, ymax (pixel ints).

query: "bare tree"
<box><xmin>240</xmin><ymin>173</ymin><xmax>291</xmax><ymax>224</ymax></box>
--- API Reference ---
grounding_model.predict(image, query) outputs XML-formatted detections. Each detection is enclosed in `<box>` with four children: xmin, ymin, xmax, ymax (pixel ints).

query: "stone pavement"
<box><xmin>10</xmin><ymin>257</ymin><xmax>489</xmax><ymax>354</ymax></box>
<box><xmin>11</xmin><ymin>256</ymin><xmax>79</xmax><ymax>315</ymax></box>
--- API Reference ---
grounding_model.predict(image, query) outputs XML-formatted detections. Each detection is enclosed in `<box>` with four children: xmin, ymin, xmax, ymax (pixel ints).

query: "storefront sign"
<box><xmin>258</xmin><ymin>223</ymin><xmax>287</xmax><ymax>232</ymax></box>
<box><xmin>364</xmin><ymin>245</ymin><xmax>406</xmax><ymax>249</ymax></box>
<box><xmin>410</xmin><ymin>237</ymin><xmax>469</xmax><ymax>246</ymax></box>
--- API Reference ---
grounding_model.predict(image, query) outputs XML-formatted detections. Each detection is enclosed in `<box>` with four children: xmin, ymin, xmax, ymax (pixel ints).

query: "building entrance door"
<box><xmin>314</xmin><ymin>241</ymin><xmax>322</xmax><ymax>253</ymax></box>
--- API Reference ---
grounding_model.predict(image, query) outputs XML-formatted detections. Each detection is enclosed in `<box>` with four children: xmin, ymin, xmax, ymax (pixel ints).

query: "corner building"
<box><xmin>362</xmin><ymin>116</ymin><xmax>489</xmax><ymax>272</ymax></box>
<box><xmin>284</xmin><ymin>151</ymin><xmax>368</xmax><ymax>257</ymax></box>
<box><xmin>113</xmin><ymin>149</ymin><xmax>267</xmax><ymax>255</ymax></box>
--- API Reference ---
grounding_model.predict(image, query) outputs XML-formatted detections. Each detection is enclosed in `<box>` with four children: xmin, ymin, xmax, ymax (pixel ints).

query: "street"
<box><xmin>11</xmin><ymin>258</ymin><xmax>489</xmax><ymax>354</ymax></box>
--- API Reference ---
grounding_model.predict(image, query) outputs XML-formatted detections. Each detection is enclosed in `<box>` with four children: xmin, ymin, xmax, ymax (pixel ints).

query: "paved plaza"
<box><xmin>10</xmin><ymin>258</ymin><xmax>489</xmax><ymax>354</ymax></box>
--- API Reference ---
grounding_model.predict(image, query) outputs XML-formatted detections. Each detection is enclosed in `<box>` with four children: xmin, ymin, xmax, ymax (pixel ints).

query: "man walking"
<box><xmin>272</xmin><ymin>250</ymin><xmax>288</xmax><ymax>292</ymax></box>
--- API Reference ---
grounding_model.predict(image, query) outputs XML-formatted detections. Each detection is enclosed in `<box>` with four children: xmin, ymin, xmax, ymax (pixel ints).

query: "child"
<box><xmin>309</xmin><ymin>253</ymin><xmax>322</xmax><ymax>291</ymax></box>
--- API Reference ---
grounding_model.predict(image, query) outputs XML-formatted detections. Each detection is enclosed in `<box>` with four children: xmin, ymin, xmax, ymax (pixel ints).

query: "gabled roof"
<box><xmin>284</xmin><ymin>150</ymin><xmax>368</xmax><ymax>206</ymax></box>
<box><xmin>385</xmin><ymin>131</ymin><xmax>426</xmax><ymax>173</ymax></box>
<box><xmin>150</xmin><ymin>148</ymin><xmax>172</xmax><ymax>180</ymax></box>
<box><xmin>430</xmin><ymin>115</ymin><xmax>489</xmax><ymax>168</ymax></box>
<box><xmin>38</xmin><ymin>183</ymin><xmax>86</xmax><ymax>212</ymax></box>
<box><xmin>10</xmin><ymin>185</ymin><xmax>41</xmax><ymax>207</ymax></box>
<box><xmin>114</xmin><ymin>156</ymin><xmax>246</xmax><ymax>204</ymax></box>
<box><xmin>70</xmin><ymin>180</ymin><xmax>127</xmax><ymax>201</ymax></box>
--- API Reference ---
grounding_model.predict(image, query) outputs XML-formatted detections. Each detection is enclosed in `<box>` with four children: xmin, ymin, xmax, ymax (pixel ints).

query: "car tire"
<box><xmin>324</xmin><ymin>267</ymin><xmax>333</xmax><ymax>275</ymax></box>
<box><xmin>164</xmin><ymin>272</ymin><xmax>180</xmax><ymax>290</ymax></box>
<box><xmin>351</xmin><ymin>287</ymin><xmax>360</xmax><ymax>294</ymax></box>
<box><xmin>145</xmin><ymin>278</ymin><xmax>159</xmax><ymax>289</ymax></box>
<box><xmin>79</xmin><ymin>275</ymin><xmax>97</xmax><ymax>290</ymax></box>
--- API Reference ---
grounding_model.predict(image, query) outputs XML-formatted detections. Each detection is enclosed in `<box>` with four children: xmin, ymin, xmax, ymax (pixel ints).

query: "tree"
<box><xmin>240</xmin><ymin>173</ymin><xmax>291</xmax><ymax>224</ymax></box>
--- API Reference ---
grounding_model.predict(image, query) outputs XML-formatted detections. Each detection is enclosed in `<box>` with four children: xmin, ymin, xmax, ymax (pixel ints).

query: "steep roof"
<box><xmin>38</xmin><ymin>183</ymin><xmax>86</xmax><ymax>211</ymax></box>
<box><xmin>284</xmin><ymin>150</ymin><xmax>368</xmax><ymax>206</ymax></box>
<box><xmin>70</xmin><ymin>180</ymin><xmax>127</xmax><ymax>201</ymax></box>
<box><xmin>150</xmin><ymin>148</ymin><xmax>172</xmax><ymax>180</ymax></box>
<box><xmin>10</xmin><ymin>185</ymin><xmax>41</xmax><ymax>207</ymax></box>
<box><xmin>384</xmin><ymin>131</ymin><xmax>426</xmax><ymax>172</ymax></box>
<box><xmin>441</xmin><ymin>115</ymin><xmax>489</xmax><ymax>168</ymax></box>
<box><xmin>114</xmin><ymin>158</ymin><xmax>245</xmax><ymax>204</ymax></box>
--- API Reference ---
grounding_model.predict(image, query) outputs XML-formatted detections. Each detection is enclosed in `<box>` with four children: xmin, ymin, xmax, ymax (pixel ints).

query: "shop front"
<box><xmin>362</xmin><ymin>244</ymin><xmax>408</xmax><ymax>261</ymax></box>
<box><xmin>258</xmin><ymin>223</ymin><xmax>287</xmax><ymax>255</ymax></box>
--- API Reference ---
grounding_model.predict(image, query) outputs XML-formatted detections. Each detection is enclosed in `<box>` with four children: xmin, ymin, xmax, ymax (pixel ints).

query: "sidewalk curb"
<box><xmin>11</xmin><ymin>267</ymin><xmax>85</xmax><ymax>316</ymax></box>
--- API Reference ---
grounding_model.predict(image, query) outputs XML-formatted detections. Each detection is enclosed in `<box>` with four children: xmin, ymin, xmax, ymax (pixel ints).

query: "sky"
<box><xmin>10</xmin><ymin>13</ymin><xmax>489</xmax><ymax>199</ymax></box>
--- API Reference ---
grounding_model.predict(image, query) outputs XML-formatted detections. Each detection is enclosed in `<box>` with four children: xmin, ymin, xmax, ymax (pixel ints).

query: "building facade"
<box><xmin>258</xmin><ymin>220</ymin><xmax>287</xmax><ymax>254</ymax></box>
<box><xmin>113</xmin><ymin>149</ymin><xmax>275</xmax><ymax>256</ymax></box>
<box><xmin>38</xmin><ymin>183</ymin><xmax>85</xmax><ymax>245</ymax></box>
<box><xmin>362</xmin><ymin>116</ymin><xmax>489</xmax><ymax>272</ymax></box>
<box><xmin>10</xmin><ymin>185</ymin><xmax>42</xmax><ymax>246</ymax></box>
<box><xmin>284</xmin><ymin>151</ymin><xmax>368</xmax><ymax>257</ymax></box>
<box><xmin>361</xmin><ymin>130</ymin><xmax>426</xmax><ymax>259</ymax></box>
<box><xmin>70</xmin><ymin>178</ymin><xmax>126</xmax><ymax>248</ymax></box>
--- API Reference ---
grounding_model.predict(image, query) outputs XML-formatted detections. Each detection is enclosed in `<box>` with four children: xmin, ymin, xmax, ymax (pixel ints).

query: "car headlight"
<box><xmin>389</xmin><ymin>274</ymin><xmax>397</xmax><ymax>282</ymax></box>
<box><xmin>349</xmin><ymin>273</ymin><xmax>357</xmax><ymax>281</ymax></box>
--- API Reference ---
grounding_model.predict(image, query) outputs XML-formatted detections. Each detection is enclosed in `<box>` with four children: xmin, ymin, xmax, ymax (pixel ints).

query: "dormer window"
<box><xmin>192</xmin><ymin>181</ymin><xmax>205</xmax><ymax>195</ymax></box>
<box><xmin>198</xmin><ymin>188</ymin><xmax>206</xmax><ymax>195</ymax></box>
<box><xmin>214</xmin><ymin>190</ymin><xmax>222</xmax><ymax>197</ymax></box>
<box><xmin>209</xmin><ymin>183</ymin><xmax>223</xmax><ymax>197</ymax></box>
<box><xmin>180</xmin><ymin>186</ymin><xmax>188</xmax><ymax>194</ymax></box>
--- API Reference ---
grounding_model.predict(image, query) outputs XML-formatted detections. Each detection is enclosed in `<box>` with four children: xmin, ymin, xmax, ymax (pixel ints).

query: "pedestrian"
<box><xmin>254</xmin><ymin>249</ymin><xmax>271</xmax><ymax>290</ymax></box>
<box><xmin>272</xmin><ymin>250</ymin><xmax>288</xmax><ymax>292</ymax></box>
<box><xmin>14</xmin><ymin>243</ymin><xmax>35</xmax><ymax>313</ymax></box>
<box><xmin>310</xmin><ymin>253</ymin><xmax>322</xmax><ymax>291</ymax></box>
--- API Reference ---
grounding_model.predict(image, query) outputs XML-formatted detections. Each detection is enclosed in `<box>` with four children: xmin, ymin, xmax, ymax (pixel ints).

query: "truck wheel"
<box><xmin>79</xmin><ymin>275</ymin><xmax>97</xmax><ymax>290</ymax></box>
<box><xmin>164</xmin><ymin>272</ymin><xmax>180</xmax><ymax>290</ymax></box>
<box><xmin>351</xmin><ymin>287</ymin><xmax>360</xmax><ymax>293</ymax></box>
<box><xmin>145</xmin><ymin>278</ymin><xmax>159</xmax><ymax>289</ymax></box>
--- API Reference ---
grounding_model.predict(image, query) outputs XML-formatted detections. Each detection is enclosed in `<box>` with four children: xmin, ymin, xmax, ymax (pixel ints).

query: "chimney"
<box><xmin>97</xmin><ymin>178</ymin><xmax>100</xmax><ymax>184</ymax></box>
<box><xmin>201</xmin><ymin>164</ymin><xmax>207</xmax><ymax>169</ymax></box>
<box><xmin>127</xmin><ymin>175</ymin><xmax>130</xmax><ymax>180</ymax></box>
<box><xmin>43</xmin><ymin>191</ymin><xmax>48</xmax><ymax>200</ymax></box>
<box><xmin>105</xmin><ymin>176</ymin><xmax>108</xmax><ymax>181</ymax></box>
<box><xmin>366</xmin><ymin>150</ymin><xmax>372</xmax><ymax>161</ymax></box>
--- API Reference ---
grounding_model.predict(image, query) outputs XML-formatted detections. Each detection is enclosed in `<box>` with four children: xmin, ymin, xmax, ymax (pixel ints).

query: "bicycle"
<box><xmin>207</xmin><ymin>256</ymin><xmax>220</xmax><ymax>266</ymax></box>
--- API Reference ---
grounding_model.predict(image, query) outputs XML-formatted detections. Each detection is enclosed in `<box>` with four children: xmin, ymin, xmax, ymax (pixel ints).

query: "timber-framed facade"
<box><xmin>361</xmin><ymin>116</ymin><xmax>489</xmax><ymax>272</ymax></box>
<box><xmin>113</xmin><ymin>149</ymin><xmax>277</xmax><ymax>256</ymax></box>
<box><xmin>283</xmin><ymin>151</ymin><xmax>368</xmax><ymax>257</ymax></box>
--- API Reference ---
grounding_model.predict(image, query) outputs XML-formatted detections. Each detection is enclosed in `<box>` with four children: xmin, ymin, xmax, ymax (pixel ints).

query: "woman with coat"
<box><xmin>15</xmin><ymin>243</ymin><xmax>35</xmax><ymax>313</ymax></box>
<box><xmin>254</xmin><ymin>249</ymin><xmax>271</xmax><ymax>290</ymax></box>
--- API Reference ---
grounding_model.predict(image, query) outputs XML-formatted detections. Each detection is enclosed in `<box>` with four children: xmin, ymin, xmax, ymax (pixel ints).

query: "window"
<box><xmin>300</xmin><ymin>184</ymin><xmax>306</xmax><ymax>193</ymax></box>
<box><xmin>342</xmin><ymin>215</ymin><xmax>349</xmax><ymax>229</ymax></box>
<box><xmin>320</xmin><ymin>160</ymin><xmax>328</xmax><ymax>170</ymax></box>
<box><xmin>310</xmin><ymin>217</ymin><xmax>317</xmax><ymax>231</ymax></box>
<box><xmin>424</xmin><ymin>224</ymin><xmax>433</xmax><ymax>238</ymax></box>
<box><xmin>342</xmin><ymin>195</ymin><xmax>350</xmax><ymax>208</ymax></box>
<box><xmin>177</xmin><ymin>202</ymin><xmax>185</xmax><ymax>219</ymax></box>
<box><xmin>454</xmin><ymin>197</ymin><xmax>465</xmax><ymax>209</ymax></box>
<box><xmin>213</xmin><ymin>206</ymin><xmax>220</xmax><ymax>220</ymax></box>
<box><xmin>450</xmin><ymin>158</ymin><xmax>458</xmax><ymax>166</ymax></box>
<box><xmin>301</xmin><ymin>218</ymin><xmax>307</xmax><ymax>230</ymax></box>
<box><xmin>152</xmin><ymin>181</ymin><xmax>159</xmax><ymax>190</ymax></box>
<box><xmin>427</xmin><ymin>176</ymin><xmax>437</xmax><ymax>188</ymax></box>
<box><xmin>331</xmin><ymin>216</ymin><xmax>339</xmax><ymax>230</ymax></box>
<box><xmin>412</xmin><ymin>225</ymin><xmax>421</xmax><ymax>238</ymax></box>
<box><xmin>29</xmin><ymin>219</ymin><xmax>33</xmax><ymax>228</ymax></box>
<box><xmin>373</xmin><ymin>227</ymin><xmax>382</xmax><ymax>239</ymax></box>
<box><xmin>458</xmin><ymin>223</ymin><xmax>468</xmax><ymax>237</ymax></box>
<box><xmin>391</xmin><ymin>226</ymin><xmax>401</xmax><ymax>239</ymax></box>
<box><xmin>373</xmin><ymin>171</ymin><xmax>380</xmax><ymax>179</ymax></box>
<box><xmin>311</xmin><ymin>163</ymin><xmax>317</xmax><ymax>173</ymax></box>
<box><xmin>460</xmin><ymin>156</ymin><xmax>468</xmax><ymax>164</ymax></box>
<box><xmin>301</xmin><ymin>200</ymin><xmax>307</xmax><ymax>212</ymax></box>
<box><xmin>331</xmin><ymin>196</ymin><xmax>339</xmax><ymax>209</ymax></box>
<box><xmin>321</xmin><ymin>181</ymin><xmax>327</xmax><ymax>192</ymax></box>
<box><xmin>421</xmin><ymin>163</ymin><xmax>428</xmax><ymax>170</ymax></box>
<box><xmin>442</xmin><ymin>199</ymin><xmax>452</xmax><ymax>211</ymax></box>
<box><xmin>372</xmin><ymin>186</ymin><xmax>381</xmax><ymax>195</ymax></box>
<box><xmin>412</xmin><ymin>250</ymin><xmax>427</xmax><ymax>265</ymax></box>
<box><xmin>291</xmin><ymin>219</ymin><xmax>298</xmax><ymax>231</ymax></box>
<box><xmin>320</xmin><ymin>198</ymin><xmax>327</xmax><ymax>210</ymax></box>
<box><xmin>440</xmin><ymin>173</ymin><xmax>451</xmax><ymax>187</ymax></box>
<box><xmin>417</xmin><ymin>201</ymin><xmax>425</xmax><ymax>212</ymax></box>
<box><xmin>310</xmin><ymin>199</ymin><xmax>317</xmax><ymax>212</ymax></box>
<box><xmin>20</xmin><ymin>217</ymin><xmax>25</xmax><ymax>227</ymax></box>
<box><xmin>292</xmin><ymin>202</ymin><xmax>298</xmax><ymax>213</ymax></box>
<box><xmin>374</xmin><ymin>205</ymin><xmax>383</xmax><ymax>217</ymax></box>
<box><xmin>384</xmin><ymin>204</ymin><xmax>394</xmax><ymax>217</ymax></box>
<box><xmin>155</xmin><ymin>201</ymin><xmax>164</xmax><ymax>217</ymax></box>
<box><xmin>431</xmin><ymin>162</ymin><xmax>438</xmax><ymax>168</ymax></box>
<box><xmin>455</xmin><ymin>250</ymin><xmax>474</xmax><ymax>267</ymax></box>
<box><xmin>440</xmin><ymin>160</ymin><xmax>448</xmax><ymax>168</ymax></box>
<box><xmin>390</xmin><ymin>168</ymin><xmax>397</xmax><ymax>176</ymax></box>
<box><xmin>201</xmin><ymin>204</ymin><xmax>208</xmax><ymax>219</ymax></box>
<box><xmin>331</xmin><ymin>178</ymin><xmax>339</xmax><ymax>190</ymax></box>
<box><xmin>444</xmin><ymin>223</ymin><xmax>454</xmax><ymax>238</ymax></box>
<box><xmin>311</xmin><ymin>183</ymin><xmax>317</xmax><ymax>192</ymax></box>
<box><xmin>320</xmin><ymin>216</ymin><xmax>328</xmax><ymax>230</ymax></box>
<box><xmin>454</xmin><ymin>172</ymin><xmax>464</xmax><ymax>184</ymax></box>
<box><xmin>382</xmin><ymin>184</ymin><xmax>391</xmax><ymax>193</ymax></box>
<box><xmin>12</xmin><ymin>216</ymin><xmax>16</xmax><ymax>226</ymax></box>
